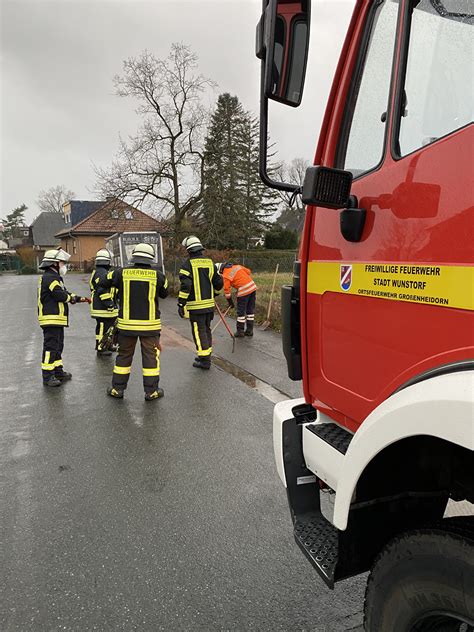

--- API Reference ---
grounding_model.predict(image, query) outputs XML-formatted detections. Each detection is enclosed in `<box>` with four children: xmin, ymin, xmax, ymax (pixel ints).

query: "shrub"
<box><xmin>19</xmin><ymin>265</ymin><xmax>37</xmax><ymax>275</ymax></box>
<box><xmin>264</xmin><ymin>225</ymin><xmax>298</xmax><ymax>250</ymax></box>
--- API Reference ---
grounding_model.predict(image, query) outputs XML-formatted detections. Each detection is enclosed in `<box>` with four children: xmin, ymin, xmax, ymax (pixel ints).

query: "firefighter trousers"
<box><xmin>112</xmin><ymin>333</ymin><xmax>161</xmax><ymax>393</ymax></box>
<box><xmin>41</xmin><ymin>326</ymin><xmax>65</xmax><ymax>382</ymax></box>
<box><xmin>95</xmin><ymin>317</ymin><xmax>116</xmax><ymax>350</ymax></box>
<box><xmin>236</xmin><ymin>291</ymin><xmax>256</xmax><ymax>333</ymax></box>
<box><xmin>190</xmin><ymin>312</ymin><xmax>213</xmax><ymax>365</ymax></box>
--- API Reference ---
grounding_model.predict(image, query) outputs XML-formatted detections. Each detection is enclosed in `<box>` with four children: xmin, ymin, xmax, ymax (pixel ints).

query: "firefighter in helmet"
<box><xmin>89</xmin><ymin>248</ymin><xmax>118</xmax><ymax>355</ymax></box>
<box><xmin>98</xmin><ymin>242</ymin><xmax>168</xmax><ymax>400</ymax></box>
<box><xmin>218</xmin><ymin>262</ymin><xmax>257</xmax><ymax>337</ymax></box>
<box><xmin>37</xmin><ymin>248</ymin><xmax>89</xmax><ymax>387</ymax></box>
<box><xmin>178</xmin><ymin>236</ymin><xmax>223</xmax><ymax>369</ymax></box>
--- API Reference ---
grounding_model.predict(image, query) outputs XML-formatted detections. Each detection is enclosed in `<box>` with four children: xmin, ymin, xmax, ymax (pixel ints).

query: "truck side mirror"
<box><xmin>256</xmin><ymin>0</ymin><xmax>310</xmax><ymax>107</ymax></box>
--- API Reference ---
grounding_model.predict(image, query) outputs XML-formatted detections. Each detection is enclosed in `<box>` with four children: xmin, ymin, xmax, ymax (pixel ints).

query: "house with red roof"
<box><xmin>55</xmin><ymin>198</ymin><xmax>166</xmax><ymax>269</ymax></box>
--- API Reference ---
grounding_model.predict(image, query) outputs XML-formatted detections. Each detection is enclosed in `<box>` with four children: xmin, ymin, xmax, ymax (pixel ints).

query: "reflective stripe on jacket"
<box><xmin>178</xmin><ymin>255</ymin><xmax>223</xmax><ymax>314</ymax></box>
<box><xmin>223</xmin><ymin>265</ymin><xmax>257</xmax><ymax>298</ymax></box>
<box><xmin>99</xmin><ymin>265</ymin><xmax>168</xmax><ymax>336</ymax></box>
<box><xmin>37</xmin><ymin>270</ymin><xmax>74</xmax><ymax>327</ymax></box>
<box><xmin>89</xmin><ymin>266</ymin><xmax>118</xmax><ymax>318</ymax></box>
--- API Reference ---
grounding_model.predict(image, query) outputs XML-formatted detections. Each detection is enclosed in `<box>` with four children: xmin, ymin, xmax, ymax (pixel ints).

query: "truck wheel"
<box><xmin>364</xmin><ymin>525</ymin><xmax>474</xmax><ymax>631</ymax></box>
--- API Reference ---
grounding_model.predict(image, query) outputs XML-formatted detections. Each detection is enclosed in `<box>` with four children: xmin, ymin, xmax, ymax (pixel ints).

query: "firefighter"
<box><xmin>99</xmin><ymin>243</ymin><xmax>168</xmax><ymax>401</ymax></box>
<box><xmin>38</xmin><ymin>248</ymin><xmax>89</xmax><ymax>387</ymax></box>
<box><xmin>89</xmin><ymin>248</ymin><xmax>118</xmax><ymax>355</ymax></box>
<box><xmin>219</xmin><ymin>262</ymin><xmax>257</xmax><ymax>337</ymax></box>
<box><xmin>178</xmin><ymin>236</ymin><xmax>223</xmax><ymax>369</ymax></box>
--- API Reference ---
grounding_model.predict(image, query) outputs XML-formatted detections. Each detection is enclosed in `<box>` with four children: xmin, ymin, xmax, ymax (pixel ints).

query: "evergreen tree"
<box><xmin>238</xmin><ymin>114</ymin><xmax>278</xmax><ymax>249</ymax></box>
<box><xmin>1</xmin><ymin>204</ymin><xmax>27</xmax><ymax>239</ymax></box>
<box><xmin>201</xmin><ymin>93</ymin><xmax>279</xmax><ymax>249</ymax></box>
<box><xmin>201</xmin><ymin>93</ymin><xmax>245</xmax><ymax>248</ymax></box>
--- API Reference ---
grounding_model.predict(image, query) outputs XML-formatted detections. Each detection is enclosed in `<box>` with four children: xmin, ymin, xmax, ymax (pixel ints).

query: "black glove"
<box><xmin>69</xmin><ymin>294</ymin><xmax>78</xmax><ymax>304</ymax></box>
<box><xmin>178</xmin><ymin>304</ymin><xmax>185</xmax><ymax>319</ymax></box>
<box><xmin>227</xmin><ymin>297</ymin><xmax>235</xmax><ymax>309</ymax></box>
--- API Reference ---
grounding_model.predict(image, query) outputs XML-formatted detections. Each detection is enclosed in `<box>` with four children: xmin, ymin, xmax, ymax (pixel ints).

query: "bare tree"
<box><xmin>37</xmin><ymin>185</ymin><xmax>75</xmax><ymax>214</ymax></box>
<box><xmin>275</xmin><ymin>158</ymin><xmax>309</xmax><ymax>232</ymax></box>
<box><xmin>95</xmin><ymin>44</ymin><xmax>216</xmax><ymax>239</ymax></box>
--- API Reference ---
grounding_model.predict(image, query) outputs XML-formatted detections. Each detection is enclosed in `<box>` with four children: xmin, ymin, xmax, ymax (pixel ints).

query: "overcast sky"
<box><xmin>1</xmin><ymin>0</ymin><xmax>354</xmax><ymax>224</ymax></box>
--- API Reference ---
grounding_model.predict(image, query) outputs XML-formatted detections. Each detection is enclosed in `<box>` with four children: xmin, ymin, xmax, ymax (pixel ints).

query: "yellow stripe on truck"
<box><xmin>307</xmin><ymin>262</ymin><xmax>474</xmax><ymax>311</ymax></box>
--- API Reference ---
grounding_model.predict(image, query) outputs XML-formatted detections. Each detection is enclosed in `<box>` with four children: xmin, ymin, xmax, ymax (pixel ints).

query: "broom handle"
<box><xmin>266</xmin><ymin>264</ymin><xmax>279</xmax><ymax>320</ymax></box>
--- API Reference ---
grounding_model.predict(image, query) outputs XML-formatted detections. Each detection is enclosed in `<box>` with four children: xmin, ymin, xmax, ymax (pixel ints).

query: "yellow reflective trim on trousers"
<box><xmin>45</xmin><ymin>351</ymin><xmax>51</xmax><ymax>364</ymax></box>
<box><xmin>142</xmin><ymin>367</ymin><xmax>160</xmax><ymax>376</ymax></box>
<box><xmin>193</xmin><ymin>322</ymin><xmax>202</xmax><ymax>353</ymax></box>
<box><xmin>197</xmin><ymin>347</ymin><xmax>212</xmax><ymax>357</ymax></box>
<box><xmin>42</xmin><ymin>362</ymin><xmax>56</xmax><ymax>370</ymax></box>
<box><xmin>99</xmin><ymin>322</ymin><xmax>104</xmax><ymax>338</ymax></box>
<box><xmin>54</xmin><ymin>359</ymin><xmax>63</xmax><ymax>367</ymax></box>
<box><xmin>113</xmin><ymin>365</ymin><xmax>132</xmax><ymax>375</ymax></box>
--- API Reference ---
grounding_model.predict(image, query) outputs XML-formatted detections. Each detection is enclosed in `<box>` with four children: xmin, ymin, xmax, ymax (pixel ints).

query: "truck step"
<box><xmin>294</xmin><ymin>511</ymin><xmax>339</xmax><ymax>587</ymax></box>
<box><xmin>306</xmin><ymin>422</ymin><xmax>353</xmax><ymax>455</ymax></box>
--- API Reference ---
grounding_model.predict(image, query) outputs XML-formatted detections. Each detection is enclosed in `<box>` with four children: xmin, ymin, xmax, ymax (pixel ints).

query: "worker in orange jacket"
<box><xmin>219</xmin><ymin>262</ymin><xmax>257</xmax><ymax>337</ymax></box>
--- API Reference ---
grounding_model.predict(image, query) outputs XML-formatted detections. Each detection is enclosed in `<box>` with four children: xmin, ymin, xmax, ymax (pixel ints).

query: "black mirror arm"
<box><xmin>259</xmin><ymin>60</ymin><xmax>299</xmax><ymax>194</ymax></box>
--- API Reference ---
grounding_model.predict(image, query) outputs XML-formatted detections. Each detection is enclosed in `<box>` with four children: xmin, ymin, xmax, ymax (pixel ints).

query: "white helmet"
<box><xmin>95</xmin><ymin>248</ymin><xmax>112</xmax><ymax>265</ymax></box>
<box><xmin>131</xmin><ymin>242</ymin><xmax>155</xmax><ymax>263</ymax></box>
<box><xmin>182</xmin><ymin>235</ymin><xmax>203</xmax><ymax>253</ymax></box>
<box><xmin>39</xmin><ymin>248</ymin><xmax>71</xmax><ymax>269</ymax></box>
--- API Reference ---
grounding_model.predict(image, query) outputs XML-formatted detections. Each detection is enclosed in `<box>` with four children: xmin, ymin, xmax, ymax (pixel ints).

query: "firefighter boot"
<box><xmin>56</xmin><ymin>371</ymin><xmax>72</xmax><ymax>381</ymax></box>
<box><xmin>43</xmin><ymin>376</ymin><xmax>62</xmax><ymax>387</ymax></box>
<box><xmin>107</xmin><ymin>387</ymin><xmax>124</xmax><ymax>399</ymax></box>
<box><xmin>145</xmin><ymin>387</ymin><xmax>165</xmax><ymax>401</ymax></box>
<box><xmin>193</xmin><ymin>358</ymin><xmax>211</xmax><ymax>370</ymax></box>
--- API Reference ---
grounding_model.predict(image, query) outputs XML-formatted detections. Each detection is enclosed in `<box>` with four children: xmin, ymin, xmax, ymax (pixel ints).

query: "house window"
<box><xmin>111</xmin><ymin>209</ymin><xmax>119</xmax><ymax>219</ymax></box>
<box><xmin>125</xmin><ymin>209</ymin><xmax>134</xmax><ymax>220</ymax></box>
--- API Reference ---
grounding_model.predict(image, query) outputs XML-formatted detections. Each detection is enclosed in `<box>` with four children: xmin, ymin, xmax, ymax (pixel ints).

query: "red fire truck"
<box><xmin>256</xmin><ymin>0</ymin><xmax>473</xmax><ymax>629</ymax></box>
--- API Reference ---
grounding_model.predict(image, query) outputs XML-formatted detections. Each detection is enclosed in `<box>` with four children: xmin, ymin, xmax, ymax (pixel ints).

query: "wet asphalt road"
<box><xmin>0</xmin><ymin>274</ymin><xmax>365</xmax><ymax>631</ymax></box>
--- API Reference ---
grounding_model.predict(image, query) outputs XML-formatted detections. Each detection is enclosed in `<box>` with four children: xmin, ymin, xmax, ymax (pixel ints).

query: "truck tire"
<box><xmin>364</xmin><ymin>524</ymin><xmax>474</xmax><ymax>632</ymax></box>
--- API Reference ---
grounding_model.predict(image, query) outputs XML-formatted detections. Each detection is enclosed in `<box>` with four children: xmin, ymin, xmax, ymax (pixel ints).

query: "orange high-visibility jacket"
<box><xmin>222</xmin><ymin>265</ymin><xmax>257</xmax><ymax>299</ymax></box>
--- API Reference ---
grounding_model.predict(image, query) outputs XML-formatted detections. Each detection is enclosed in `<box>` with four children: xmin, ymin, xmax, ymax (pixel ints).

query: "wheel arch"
<box><xmin>333</xmin><ymin>370</ymin><xmax>474</xmax><ymax>530</ymax></box>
